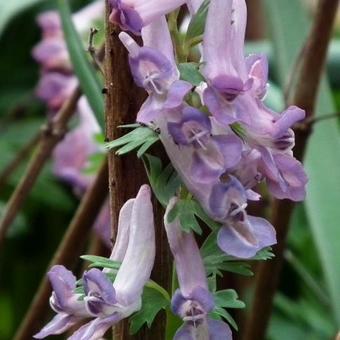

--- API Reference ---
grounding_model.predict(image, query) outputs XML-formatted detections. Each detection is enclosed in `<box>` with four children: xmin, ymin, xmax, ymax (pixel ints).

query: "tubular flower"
<box><xmin>35</xmin><ymin>185</ymin><xmax>155</xmax><ymax>340</ymax></box>
<box><xmin>109</xmin><ymin>0</ymin><xmax>186</xmax><ymax>34</ymax></box>
<box><xmin>119</xmin><ymin>16</ymin><xmax>192</xmax><ymax>124</ymax></box>
<box><xmin>202</xmin><ymin>0</ymin><xmax>253</xmax><ymax>125</ymax></box>
<box><xmin>165</xmin><ymin>198</ymin><xmax>232</xmax><ymax>339</ymax></box>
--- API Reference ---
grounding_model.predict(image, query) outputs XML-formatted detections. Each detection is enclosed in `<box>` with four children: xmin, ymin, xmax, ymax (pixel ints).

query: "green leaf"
<box><xmin>58</xmin><ymin>0</ymin><xmax>104</xmax><ymax>129</ymax></box>
<box><xmin>0</xmin><ymin>0</ymin><xmax>45</xmax><ymax>36</ymax></box>
<box><xmin>143</xmin><ymin>155</ymin><xmax>181</xmax><ymax>207</ymax></box>
<box><xmin>186</xmin><ymin>0</ymin><xmax>210</xmax><ymax>41</ymax></box>
<box><xmin>80</xmin><ymin>255</ymin><xmax>121</xmax><ymax>270</ymax></box>
<box><xmin>214</xmin><ymin>289</ymin><xmax>245</xmax><ymax>309</ymax></box>
<box><xmin>130</xmin><ymin>286</ymin><xmax>170</xmax><ymax>334</ymax></box>
<box><xmin>105</xmin><ymin>126</ymin><xmax>159</xmax><ymax>157</ymax></box>
<box><xmin>178</xmin><ymin>63</ymin><xmax>205</xmax><ymax>86</ymax></box>
<box><xmin>264</xmin><ymin>0</ymin><xmax>340</xmax><ymax>325</ymax></box>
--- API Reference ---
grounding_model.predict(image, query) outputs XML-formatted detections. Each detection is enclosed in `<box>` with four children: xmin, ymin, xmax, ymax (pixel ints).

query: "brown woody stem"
<box><xmin>243</xmin><ymin>1</ymin><xmax>338</xmax><ymax>339</ymax></box>
<box><xmin>104</xmin><ymin>1</ymin><xmax>171</xmax><ymax>338</ymax></box>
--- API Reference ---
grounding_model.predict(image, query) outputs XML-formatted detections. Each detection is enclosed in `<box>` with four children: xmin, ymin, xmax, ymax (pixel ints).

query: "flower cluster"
<box><xmin>32</xmin><ymin>1</ymin><xmax>111</xmax><ymax>246</ymax></box>
<box><xmin>35</xmin><ymin>0</ymin><xmax>308</xmax><ymax>339</ymax></box>
<box><xmin>34</xmin><ymin>186</ymin><xmax>156</xmax><ymax>339</ymax></box>
<box><xmin>117</xmin><ymin>0</ymin><xmax>307</xmax><ymax>259</ymax></box>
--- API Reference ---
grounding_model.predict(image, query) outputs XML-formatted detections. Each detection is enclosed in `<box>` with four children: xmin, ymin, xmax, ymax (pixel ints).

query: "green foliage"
<box><xmin>143</xmin><ymin>155</ymin><xmax>181</xmax><ymax>207</ymax></box>
<box><xmin>80</xmin><ymin>255</ymin><xmax>121</xmax><ymax>270</ymax></box>
<box><xmin>178</xmin><ymin>63</ymin><xmax>205</xmax><ymax>86</ymax></box>
<box><xmin>105</xmin><ymin>126</ymin><xmax>159</xmax><ymax>157</ymax></box>
<box><xmin>264</xmin><ymin>0</ymin><xmax>340</xmax><ymax>325</ymax></box>
<box><xmin>58</xmin><ymin>0</ymin><xmax>104</xmax><ymax>129</ymax></box>
<box><xmin>130</xmin><ymin>286</ymin><xmax>170</xmax><ymax>334</ymax></box>
<box><xmin>210</xmin><ymin>289</ymin><xmax>245</xmax><ymax>331</ymax></box>
<box><xmin>186</xmin><ymin>0</ymin><xmax>210</xmax><ymax>42</ymax></box>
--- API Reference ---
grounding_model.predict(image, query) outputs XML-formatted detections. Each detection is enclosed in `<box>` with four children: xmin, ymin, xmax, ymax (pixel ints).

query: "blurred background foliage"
<box><xmin>0</xmin><ymin>0</ymin><xmax>339</xmax><ymax>339</ymax></box>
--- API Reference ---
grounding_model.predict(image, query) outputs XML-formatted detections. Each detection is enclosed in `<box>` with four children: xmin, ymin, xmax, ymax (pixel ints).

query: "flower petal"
<box><xmin>207</xmin><ymin>318</ymin><xmax>233</xmax><ymax>339</ymax></box>
<box><xmin>113</xmin><ymin>185</ymin><xmax>155</xmax><ymax>306</ymax></box>
<box><xmin>109</xmin><ymin>198</ymin><xmax>135</xmax><ymax>262</ymax></box>
<box><xmin>164</xmin><ymin>198</ymin><xmax>208</xmax><ymax>296</ymax></box>
<box><xmin>217</xmin><ymin>215</ymin><xmax>276</xmax><ymax>258</ymax></box>
<box><xmin>34</xmin><ymin>313</ymin><xmax>79</xmax><ymax>338</ymax></box>
<box><xmin>83</xmin><ymin>269</ymin><xmax>116</xmax><ymax>307</ymax></box>
<box><xmin>68</xmin><ymin>313</ymin><xmax>121</xmax><ymax>340</ymax></box>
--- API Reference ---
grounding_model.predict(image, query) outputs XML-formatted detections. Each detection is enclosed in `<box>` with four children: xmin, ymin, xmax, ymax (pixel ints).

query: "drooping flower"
<box><xmin>109</xmin><ymin>0</ymin><xmax>186</xmax><ymax>34</ymax></box>
<box><xmin>35</xmin><ymin>185</ymin><xmax>156</xmax><ymax>340</ymax></box>
<box><xmin>165</xmin><ymin>197</ymin><xmax>232</xmax><ymax>339</ymax></box>
<box><xmin>119</xmin><ymin>16</ymin><xmax>192</xmax><ymax>124</ymax></box>
<box><xmin>70</xmin><ymin>185</ymin><xmax>156</xmax><ymax>340</ymax></box>
<box><xmin>208</xmin><ymin>177</ymin><xmax>277</xmax><ymax>258</ymax></box>
<box><xmin>202</xmin><ymin>0</ymin><xmax>253</xmax><ymax>125</ymax></box>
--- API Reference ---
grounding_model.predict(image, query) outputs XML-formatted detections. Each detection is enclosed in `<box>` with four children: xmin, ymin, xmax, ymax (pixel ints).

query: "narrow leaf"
<box><xmin>58</xmin><ymin>0</ymin><xmax>104</xmax><ymax>129</ymax></box>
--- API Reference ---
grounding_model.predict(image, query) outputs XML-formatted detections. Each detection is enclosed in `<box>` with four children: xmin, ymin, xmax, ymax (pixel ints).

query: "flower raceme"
<box><xmin>119</xmin><ymin>0</ymin><xmax>307</xmax><ymax>260</ymax></box>
<box><xmin>34</xmin><ymin>185</ymin><xmax>156</xmax><ymax>339</ymax></box>
<box><xmin>33</xmin><ymin>2</ymin><xmax>112</xmax><ymax>246</ymax></box>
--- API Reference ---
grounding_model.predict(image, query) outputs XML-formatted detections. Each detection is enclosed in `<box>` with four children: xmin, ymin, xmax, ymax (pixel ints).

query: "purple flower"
<box><xmin>119</xmin><ymin>16</ymin><xmax>192</xmax><ymax>124</ymax></box>
<box><xmin>35</xmin><ymin>186</ymin><xmax>155</xmax><ymax>340</ymax></box>
<box><xmin>52</xmin><ymin>97</ymin><xmax>101</xmax><ymax>194</ymax></box>
<box><xmin>202</xmin><ymin>0</ymin><xmax>253</xmax><ymax>125</ymax></box>
<box><xmin>167</xmin><ymin>106</ymin><xmax>243</xmax><ymax>183</ymax></box>
<box><xmin>35</xmin><ymin>72</ymin><xmax>77</xmax><ymax>111</ymax></box>
<box><xmin>209</xmin><ymin>177</ymin><xmax>277</xmax><ymax>259</ymax></box>
<box><xmin>36</xmin><ymin>11</ymin><xmax>62</xmax><ymax>38</ymax></box>
<box><xmin>69</xmin><ymin>185</ymin><xmax>156</xmax><ymax>340</ymax></box>
<box><xmin>165</xmin><ymin>198</ymin><xmax>232</xmax><ymax>339</ymax></box>
<box><xmin>236</xmin><ymin>98</ymin><xmax>308</xmax><ymax>201</ymax></box>
<box><xmin>34</xmin><ymin>266</ymin><xmax>90</xmax><ymax>338</ymax></box>
<box><xmin>109</xmin><ymin>0</ymin><xmax>186</xmax><ymax>34</ymax></box>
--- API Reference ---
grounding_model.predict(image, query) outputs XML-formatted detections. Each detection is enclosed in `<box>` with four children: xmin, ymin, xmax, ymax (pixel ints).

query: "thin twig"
<box><xmin>14</xmin><ymin>160</ymin><xmax>109</xmax><ymax>340</ymax></box>
<box><xmin>295</xmin><ymin>111</ymin><xmax>340</xmax><ymax>129</ymax></box>
<box><xmin>0</xmin><ymin>87</ymin><xmax>82</xmax><ymax>249</ymax></box>
<box><xmin>0</xmin><ymin>132</ymin><xmax>40</xmax><ymax>190</ymax></box>
<box><xmin>243</xmin><ymin>1</ymin><xmax>338</xmax><ymax>339</ymax></box>
<box><xmin>88</xmin><ymin>27</ymin><xmax>105</xmax><ymax>76</ymax></box>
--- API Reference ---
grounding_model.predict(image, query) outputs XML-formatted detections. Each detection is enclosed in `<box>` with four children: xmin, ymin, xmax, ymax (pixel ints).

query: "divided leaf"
<box><xmin>105</xmin><ymin>126</ymin><xmax>159</xmax><ymax>157</ymax></box>
<box><xmin>129</xmin><ymin>286</ymin><xmax>170</xmax><ymax>334</ymax></box>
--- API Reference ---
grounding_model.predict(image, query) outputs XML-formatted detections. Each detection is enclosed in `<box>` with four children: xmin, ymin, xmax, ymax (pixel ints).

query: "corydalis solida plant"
<box><xmin>35</xmin><ymin>0</ymin><xmax>307</xmax><ymax>338</ymax></box>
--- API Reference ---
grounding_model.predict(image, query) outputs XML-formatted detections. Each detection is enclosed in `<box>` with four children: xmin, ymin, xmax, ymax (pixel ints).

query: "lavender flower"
<box><xmin>35</xmin><ymin>185</ymin><xmax>155</xmax><ymax>339</ymax></box>
<box><xmin>119</xmin><ymin>16</ymin><xmax>192</xmax><ymax>124</ymax></box>
<box><xmin>109</xmin><ymin>0</ymin><xmax>186</xmax><ymax>34</ymax></box>
<box><xmin>209</xmin><ymin>177</ymin><xmax>277</xmax><ymax>258</ymax></box>
<box><xmin>202</xmin><ymin>0</ymin><xmax>252</xmax><ymax>125</ymax></box>
<box><xmin>34</xmin><ymin>266</ymin><xmax>90</xmax><ymax>338</ymax></box>
<box><xmin>165</xmin><ymin>198</ymin><xmax>232</xmax><ymax>339</ymax></box>
<box><xmin>167</xmin><ymin>106</ymin><xmax>242</xmax><ymax>183</ymax></box>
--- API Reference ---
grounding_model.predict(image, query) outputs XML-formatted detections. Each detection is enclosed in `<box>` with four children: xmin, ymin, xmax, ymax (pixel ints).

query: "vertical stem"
<box><xmin>104</xmin><ymin>2</ymin><xmax>171</xmax><ymax>339</ymax></box>
<box><xmin>14</xmin><ymin>161</ymin><xmax>109</xmax><ymax>340</ymax></box>
<box><xmin>242</xmin><ymin>0</ymin><xmax>338</xmax><ymax>339</ymax></box>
